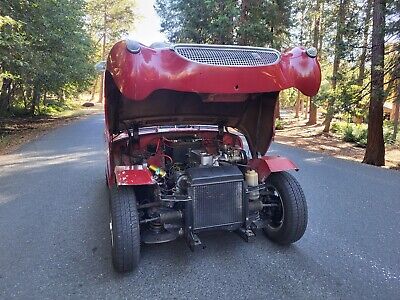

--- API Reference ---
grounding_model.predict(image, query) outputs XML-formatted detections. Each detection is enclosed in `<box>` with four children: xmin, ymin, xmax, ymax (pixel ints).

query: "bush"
<box><xmin>331</xmin><ymin>121</ymin><xmax>350</xmax><ymax>134</ymax></box>
<box><xmin>332</xmin><ymin>121</ymin><xmax>399</xmax><ymax>147</ymax></box>
<box><xmin>331</xmin><ymin>122</ymin><xmax>343</xmax><ymax>133</ymax></box>
<box><xmin>333</xmin><ymin>122</ymin><xmax>367</xmax><ymax>147</ymax></box>
<box><xmin>352</xmin><ymin>125</ymin><xmax>367</xmax><ymax>147</ymax></box>
<box><xmin>275</xmin><ymin>119</ymin><xmax>285</xmax><ymax>130</ymax></box>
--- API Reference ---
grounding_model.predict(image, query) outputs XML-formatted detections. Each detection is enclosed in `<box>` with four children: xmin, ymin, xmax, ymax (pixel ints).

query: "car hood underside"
<box><xmin>106</xmin><ymin>88</ymin><xmax>278</xmax><ymax>156</ymax></box>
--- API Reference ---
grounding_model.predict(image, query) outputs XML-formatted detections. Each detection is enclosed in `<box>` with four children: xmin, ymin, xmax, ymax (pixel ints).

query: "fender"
<box><xmin>114</xmin><ymin>166</ymin><xmax>156</xmax><ymax>186</ymax></box>
<box><xmin>248</xmin><ymin>156</ymin><xmax>299</xmax><ymax>183</ymax></box>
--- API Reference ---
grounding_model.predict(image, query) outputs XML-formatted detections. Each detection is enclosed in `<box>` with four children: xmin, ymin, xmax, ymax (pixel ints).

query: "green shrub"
<box><xmin>275</xmin><ymin>119</ymin><xmax>285</xmax><ymax>130</ymax></box>
<box><xmin>331</xmin><ymin>121</ymin><xmax>349</xmax><ymax>134</ymax></box>
<box><xmin>384</xmin><ymin>128</ymin><xmax>394</xmax><ymax>145</ymax></box>
<box><xmin>331</xmin><ymin>122</ymin><xmax>342</xmax><ymax>133</ymax></box>
<box><xmin>342</xmin><ymin>125</ymin><xmax>355</xmax><ymax>142</ymax></box>
<box><xmin>337</xmin><ymin>123</ymin><xmax>367</xmax><ymax>147</ymax></box>
<box><xmin>333</xmin><ymin>121</ymin><xmax>399</xmax><ymax>147</ymax></box>
<box><xmin>353</xmin><ymin>125</ymin><xmax>367</xmax><ymax>147</ymax></box>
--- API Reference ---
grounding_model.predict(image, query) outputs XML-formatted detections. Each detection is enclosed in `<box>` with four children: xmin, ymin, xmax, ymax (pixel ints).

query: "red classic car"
<box><xmin>104</xmin><ymin>40</ymin><xmax>321</xmax><ymax>272</ymax></box>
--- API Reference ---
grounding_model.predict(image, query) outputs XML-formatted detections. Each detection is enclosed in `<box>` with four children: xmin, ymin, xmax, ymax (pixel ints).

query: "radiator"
<box><xmin>186</xmin><ymin>166</ymin><xmax>244</xmax><ymax>231</ymax></box>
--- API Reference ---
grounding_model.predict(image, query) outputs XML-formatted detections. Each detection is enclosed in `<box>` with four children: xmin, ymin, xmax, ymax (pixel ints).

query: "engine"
<box><xmin>156</xmin><ymin>135</ymin><xmax>247</xmax><ymax>194</ymax></box>
<box><xmin>139</xmin><ymin>134</ymin><xmax>257</xmax><ymax>246</ymax></box>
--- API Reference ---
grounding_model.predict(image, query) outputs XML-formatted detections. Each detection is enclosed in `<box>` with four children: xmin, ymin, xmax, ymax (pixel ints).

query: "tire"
<box><xmin>109</xmin><ymin>186</ymin><xmax>140</xmax><ymax>272</ymax></box>
<box><xmin>262</xmin><ymin>171</ymin><xmax>308</xmax><ymax>245</ymax></box>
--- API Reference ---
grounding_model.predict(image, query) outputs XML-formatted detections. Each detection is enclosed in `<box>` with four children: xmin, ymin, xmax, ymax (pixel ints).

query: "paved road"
<box><xmin>0</xmin><ymin>114</ymin><xmax>399</xmax><ymax>299</ymax></box>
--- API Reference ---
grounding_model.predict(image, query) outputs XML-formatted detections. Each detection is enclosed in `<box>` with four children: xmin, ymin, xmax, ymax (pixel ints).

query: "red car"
<box><xmin>104</xmin><ymin>40</ymin><xmax>321</xmax><ymax>272</ymax></box>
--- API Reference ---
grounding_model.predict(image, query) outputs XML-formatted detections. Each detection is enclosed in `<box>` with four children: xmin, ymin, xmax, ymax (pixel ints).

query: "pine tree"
<box><xmin>155</xmin><ymin>0</ymin><xmax>292</xmax><ymax>48</ymax></box>
<box><xmin>307</xmin><ymin>0</ymin><xmax>323</xmax><ymax>125</ymax></box>
<box><xmin>86</xmin><ymin>0</ymin><xmax>138</xmax><ymax>103</ymax></box>
<box><xmin>323</xmin><ymin>0</ymin><xmax>349</xmax><ymax>132</ymax></box>
<box><xmin>362</xmin><ymin>0</ymin><xmax>386</xmax><ymax>165</ymax></box>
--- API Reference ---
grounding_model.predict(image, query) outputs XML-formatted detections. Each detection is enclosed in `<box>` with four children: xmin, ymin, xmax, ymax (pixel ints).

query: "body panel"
<box><xmin>115</xmin><ymin>166</ymin><xmax>155</xmax><ymax>186</ymax></box>
<box><xmin>106</xmin><ymin>41</ymin><xmax>321</xmax><ymax>100</ymax></box>
<box><xmin>248</xmin><ymin>156</ymin><xmax>299</xmax><ymax>182</ymax></box>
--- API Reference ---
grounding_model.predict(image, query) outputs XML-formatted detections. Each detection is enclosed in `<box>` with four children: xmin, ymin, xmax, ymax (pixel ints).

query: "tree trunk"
<box><xmin>295</xmin><ymin>91</ymin><xmax>300</xmax><ymax>118</ymax></box>
<box><xmin>307</xmin><ymin>0</ymin><xmax>322</xmax><ymax>125</ymax></box>
<box><xmin>318</xmin><ymin>0</ymin><xmax>325</xmax><ymax>54</ymax></box>
<box><xmin>23</xmin><ymin>90</ymin><xmax>27</xmax><ymax>110</ymax></box>
<box><xmin>23</xmin><ymin>87</ymin><xmax>32</xmax><ymax>112</ymax></box>
<box><xmin>300</xmin><ymin>96</ymin><xmax>304</xmax><ymax>116</ymax></box>
<box><xmin>43</xmin><ymin>92</ymin><xmax>48</xmax><ymax>106</ymax></box>
<box><xmin>30</xmin><ymin>86</ymin><xmax>41</xmax><ymax>116</ymax></box>
<box><xmin>98</xmin><ymin>5</ymin><xmax>107</xmax><ymax>104</ymax></box>
<box><xmin>390</xmin><ymin>103</ymin><xmax>395</xmax><ymax>121</ymax></box>
<box><xmin>392</xmin><ymin>101</ymin><xmax>399</xmax><ymax>142</ymax></box>
<box><xmin>98</xmin><ymin>73</ymin><xmax>104</xmax><ymax>104</ymax></box>
<box><xmin>304</xmin><ymin>97</ymin><xmax>308</xmax><ymax>119</ymax></box>
<box><xmin>323</xmin><ymin>0</ymin><xmax>348</xmax><ymax>132</ymax></box>
<box><xmin>0</xmin><ymin>78</ymin><xmax>12</xmax><ymax>114</ymax></box>
<box><xmin>391</xmin><ymin>81</ymin><xmax>399</xmax><ymax>141</ymax></box>
<box><xmin>357</xmin><ymin>0</ymin><xmax>373</xmax><ymax>85</ymax></box>
<box><xmin>275</xmin><ymin>98</ymin><xmax>281</xmax><ymax>120</ymax></box>
<box><xmin>307</xmin><ymin>97</ymin><xmax>318</xmax><ymax>125</ymax></box>
<box><xmin>91</xmin><ymin>76</ymin><xmax>99</xmax><ymax>102</ymax></box>
<box><xmin>363</xmin><ymin>0</ymin><xmax>385</xmax><ymax>166</ymax></box>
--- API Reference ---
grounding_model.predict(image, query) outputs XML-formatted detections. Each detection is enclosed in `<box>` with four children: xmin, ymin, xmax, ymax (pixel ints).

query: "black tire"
<box><xmin>262</xmin><ymin>171</ymin><xmax>308</xmax><ymax>245</ymax></box>
<box><xmin>109</xmin><ymin>186</ymin><xmax>140</xmax><ymax>272</ymax></box>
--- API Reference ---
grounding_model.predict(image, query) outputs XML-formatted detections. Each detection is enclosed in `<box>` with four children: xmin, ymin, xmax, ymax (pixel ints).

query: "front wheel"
<box><xmin>261</xmin><ymin>171</ymin><xmax>308</xmax><ymax>245</ymax></box>
<box><xmin>109</xmin><ymin>186</ymin><xmax>141</xmax><ymax>272</ymax></box>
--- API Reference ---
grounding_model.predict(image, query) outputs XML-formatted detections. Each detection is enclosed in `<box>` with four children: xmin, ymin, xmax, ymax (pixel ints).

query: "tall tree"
<box><xmin>1</xmin><ymin>0</ymin><xmax>95</xmax><ymax>115</ymax></box>
<box><xmin>86</xmin><ymin>0</ymin><xmax>138</xmax><ymax>103</ymax></box>
<box><xmin>155</xmin><ymin>0</ymin><xmax>292</xmax><ymax>48</ymax></box>
<box><xmin>363</xmin><ymin>0</ymin><xmax>386</xmax><ymax>166</ymax></box>
<box><xmin>323</xmin><ymin>0</ymin><xmax>349</xmax><ymax>132</ymax></box>
<box><xmin>236</xmin><ymin>0</ymin><xmax>292</xmax><ymax>47</ymax></box>
<box><xmin>292</xmin><ymin>0</ymin><xmax>308</xmax><ymax>119</ymax></box>
<box><xmin>357</xmin><ymin>0</ymin><xmax>373</xmax><ymax>85</ymax></box>
<box><xmin>0</xmin><ymin>16</ymin><xmax>25</xmax><ymax>113</ymax></box>
<box><xmin>307</xmin><ymin>0</ymin><xmax>322</xmax><ymax>125</ymax></box>
<box><xmin>155</xmin><ymin>0</ymin><xmax>238</xmax><ymax>44</ymax></box>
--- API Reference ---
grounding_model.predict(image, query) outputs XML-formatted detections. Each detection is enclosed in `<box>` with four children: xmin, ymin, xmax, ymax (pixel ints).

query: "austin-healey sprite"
<box><xmin>104</xmin><ymin>40</ymin><xmax>321</xmax><ymax>272</ymax></box>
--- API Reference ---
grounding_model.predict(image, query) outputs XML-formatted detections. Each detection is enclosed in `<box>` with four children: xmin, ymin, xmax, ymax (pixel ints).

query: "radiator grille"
<box><xmin>190</xmin><ymin>181</ymin><xmax>243</xmax><ymax>230</ymax></box>
<box><xmin>174</xmin><ymin>45</ymin><xmax>280</xmax><ymax>67</ymax></box>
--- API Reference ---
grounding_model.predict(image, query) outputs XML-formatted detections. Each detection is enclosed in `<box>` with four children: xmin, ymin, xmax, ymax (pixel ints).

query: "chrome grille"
<box><xmin>190</xmin><ymin>181</ymin><xmax>243</xmax><ymax>230</ymax></box>
<box><xmin>173</xmin><ymin>44</ymin><xmax>280</xmax><ymax>67</ymax></box>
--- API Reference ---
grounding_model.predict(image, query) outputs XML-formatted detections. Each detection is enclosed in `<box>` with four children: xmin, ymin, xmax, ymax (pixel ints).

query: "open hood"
<box><xmin>104</xmin><ymin>41</ymin><xmax>321</xmax><ymax>155</ymax></box>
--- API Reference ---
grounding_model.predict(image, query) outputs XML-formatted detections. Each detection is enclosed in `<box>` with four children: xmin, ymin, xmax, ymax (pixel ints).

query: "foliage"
<box><xmin>236</xmin><ymin>0</ymin><xmax>292</xmax><ymax>48</ymax></box>
<box><xmin>0</xmin><ymin>15</ymin><xmax>27</xmax><ymax>80</ymax></box>
<box><xmin>155</xmin><ymin>0</ymin><xmax>292</xmax><ymax>48</ymax></box>
<box><xmin>332</xmin><ymin>121</ymin><xmax>399</xmax><ymax>147</ymax></box>
<box><xmin>86</xmin><ymin>0</ymin><xmax>139</xmax><ymax>57</ymax></box>
<box><xmin>275</xmin><ymin>119</ymin><xmax>287</xmax><ymax>130</ymax></box>
<box><xmin>0</xmin><ymin>0</ymin><xmax>96</xmax><ymax>115</ymax></box>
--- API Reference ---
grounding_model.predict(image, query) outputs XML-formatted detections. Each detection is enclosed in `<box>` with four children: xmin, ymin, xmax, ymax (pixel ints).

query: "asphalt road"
<box><xmin>0</xmin><ymin>114</ymin><xmax>399</xmax><ymax>299</ymax></box>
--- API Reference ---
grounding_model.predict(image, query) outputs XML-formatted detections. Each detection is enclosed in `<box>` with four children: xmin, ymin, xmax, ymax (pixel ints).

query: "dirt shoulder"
<box><xmin>274</xmin><ymin>117</ymin><xmax>400</xmax><ymax>169</ymax></box>
<box><xmin>0</xmin><ymin>104</ymin><xmax>103</xmax><ymax>155</ymax></box>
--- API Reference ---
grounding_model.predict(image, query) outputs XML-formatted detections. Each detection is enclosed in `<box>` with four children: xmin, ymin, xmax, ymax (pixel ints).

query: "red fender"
<box><xmin>114</xmin><ymin>166</ymin><xmax>156</xmax><ymax>186</ymax></box>
<box><xmin>248</xmin><ymin>156</ymin><xmax>299</xmax><ymax>183</ymax></box>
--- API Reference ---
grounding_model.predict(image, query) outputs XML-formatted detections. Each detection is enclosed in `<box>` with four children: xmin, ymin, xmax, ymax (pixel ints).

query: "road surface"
<box><xmin>0</xmin><ymin>115</ymin><xmax>399</xmax><ymax>299</ymax></box>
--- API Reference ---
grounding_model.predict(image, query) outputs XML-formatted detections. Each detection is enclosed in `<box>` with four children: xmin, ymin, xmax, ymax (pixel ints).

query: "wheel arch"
<box><xmin>248</xmin><ymin>156</ymin><xmax>299</xmax><ymax>182</ymax></box>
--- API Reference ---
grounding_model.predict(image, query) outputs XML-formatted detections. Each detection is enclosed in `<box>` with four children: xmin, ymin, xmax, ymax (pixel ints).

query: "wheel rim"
<box><xmin>261</xmin><ymin>184</ymin><xmax>285</xmax><ymax>230</ymax></box>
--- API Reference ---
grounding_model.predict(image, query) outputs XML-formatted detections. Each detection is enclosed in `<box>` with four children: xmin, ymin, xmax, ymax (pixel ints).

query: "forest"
<box><xmin>0</xmin><ymin>0</ymin><xmax>399</xmax><ymax>166</ymax></box>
